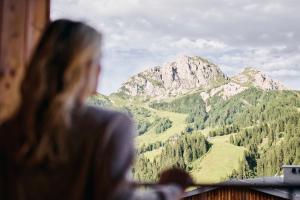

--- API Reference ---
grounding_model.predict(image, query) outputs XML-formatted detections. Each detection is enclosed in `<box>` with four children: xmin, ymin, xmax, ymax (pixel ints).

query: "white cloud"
<box><xmin>262</xmin><ymin>3</ymin><xmax>285</xmax><ymax>14</ymax></box>
<box><xmin>285</xmin><ymin>32</ymin><xmax>294</xmax><ymax>39</ymax></box>
<box><xmin>243</xmin><ymin>4</ymin><xmax>258</xmax><ymax>11</ymax></box>
<box><xmin>171</xmin><ymin>38</ymin><xmax>227</xmax><ymax>50</ymax></box>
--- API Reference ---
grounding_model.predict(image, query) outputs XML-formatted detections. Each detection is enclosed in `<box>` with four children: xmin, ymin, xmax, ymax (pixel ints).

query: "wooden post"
<box><xmin>0</xmin><ymin>0</ymin><xmax>50</xmax><ymax>123</ymax></box>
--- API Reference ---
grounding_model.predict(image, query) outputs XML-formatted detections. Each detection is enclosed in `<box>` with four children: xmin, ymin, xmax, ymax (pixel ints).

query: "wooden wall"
<box><xmin>0</xmin><ymin>0</ymin><xmax>50</xmax><ymax>123</ymax></box>
<box><xmin>183</xmin><ymin>187</ymin><xmax>285</xmax><ymax>200</ymax></box>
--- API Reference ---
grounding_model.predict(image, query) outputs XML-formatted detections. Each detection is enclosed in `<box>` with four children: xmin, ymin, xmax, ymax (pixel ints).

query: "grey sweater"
<box><xmin>0</xmin><ymin>106</ymin><xmax>182</xmax><ymax>200</ymax></box>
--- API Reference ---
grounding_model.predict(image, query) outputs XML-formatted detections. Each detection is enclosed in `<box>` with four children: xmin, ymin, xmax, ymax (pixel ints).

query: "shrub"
<box><xmin>155</xmin><ymin>118</ymin><xmax>173</xmax><ymax>134</ymax></box>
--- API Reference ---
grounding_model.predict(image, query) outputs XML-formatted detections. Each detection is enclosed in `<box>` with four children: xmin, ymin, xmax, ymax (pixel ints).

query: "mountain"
<box><xmin>115</xmin><ymin>56</ymin><xmax>288</xmax><ymax>100</ymax></box>
<box><xmin>90</xmin><ymin>55</ymin><xmax>299</xmax><ymax>184</ymax></box>
<box><xmin>232</xmin><ymin>67</ymin><xmax>287</xmax><ymax>90</ymax></box>
<box><xmin>116</xmin><ymin>55</ymin><xmax>228</xmax><ymax>98</ymax></box>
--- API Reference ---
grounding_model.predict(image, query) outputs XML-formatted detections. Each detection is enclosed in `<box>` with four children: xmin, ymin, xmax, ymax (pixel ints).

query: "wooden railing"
<box><xmin>130</xmin><ymin>182</ymin><xmax>300</xmax><ymax>200</ymax></box>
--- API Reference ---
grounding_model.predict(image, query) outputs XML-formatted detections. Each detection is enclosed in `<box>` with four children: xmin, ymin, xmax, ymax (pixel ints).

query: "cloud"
<box><xmin>171</xmin><ymin>38</ymin><xmax>227</xmax><ymax>50</ymax></box>
<box><xmin>51</xmin><ymin>0</ymin><xmax>300</xmax><ymax>94</ymax></box>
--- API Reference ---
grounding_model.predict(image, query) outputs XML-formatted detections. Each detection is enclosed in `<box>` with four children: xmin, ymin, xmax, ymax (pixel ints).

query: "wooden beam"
<box><xmin>0</xmin><ymin>0</ymin><xmax>50</xmax><ymax>123</ymax></box>
<box><xmin>25</xmin><ymin>0</ymin><xmax>50</xmax><ymax>63</ymax></box>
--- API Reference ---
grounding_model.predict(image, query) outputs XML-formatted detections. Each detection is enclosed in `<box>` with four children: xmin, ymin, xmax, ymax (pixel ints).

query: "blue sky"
<box><xmin>51</xmin><ymin>0</ymin><xmax>300</xmax><ymax>95</ymax></box>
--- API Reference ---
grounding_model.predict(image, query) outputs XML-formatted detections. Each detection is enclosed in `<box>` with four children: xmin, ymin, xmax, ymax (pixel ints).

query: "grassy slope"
<box><xmin>135</xmin><ymin>107</ymin><xmax>187</xmax><ymax>148</ymax></box>
<box><xmin>190</xmin><ymin>134</ymin><xmax>245</xmax><ymax>183</ymax></box>
<box><xmin>136</xmin><ymin>102</ymin><xmax>246</xmax><ymax>183</ymax></box>
<box><xmin>138</xmin><ymin>106</ymin><xmax>245</xmax><ymax>183</ymax></box>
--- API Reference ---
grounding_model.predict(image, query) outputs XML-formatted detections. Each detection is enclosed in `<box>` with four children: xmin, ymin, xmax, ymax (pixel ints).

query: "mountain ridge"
<box><xmin>114</xmin><ymin>55</ymin><xmax>288</xmax><ymax>100</ymax></box>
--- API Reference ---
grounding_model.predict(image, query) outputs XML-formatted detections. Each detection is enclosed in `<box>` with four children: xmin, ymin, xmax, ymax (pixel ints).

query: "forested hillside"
<box><xmin>88</xmin><ymin>88</ymin><xmax>300</xmax><ymax>183</ymax></box>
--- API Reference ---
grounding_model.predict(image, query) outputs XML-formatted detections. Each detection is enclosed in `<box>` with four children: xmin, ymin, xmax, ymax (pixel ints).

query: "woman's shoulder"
<box><xmin>73</xmin><ymin>105</ymin><xmax>134</xmax><ymax>135</ymax></box>
<box><xmin>69</xmin><ymin>105</ymin><xmax>135</xmax><ymax>154</ymax></box>
<box><xmin>82</xmin><ymin>105</ymin><xmax>131</xmax><ymax>122</ymax></box>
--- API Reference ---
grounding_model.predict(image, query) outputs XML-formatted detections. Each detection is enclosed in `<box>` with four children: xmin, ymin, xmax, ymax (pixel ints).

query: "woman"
<box><xmin>0</xmin><ymin>20</ymin><xmax>192</xmax><ymax>200</ymax></box>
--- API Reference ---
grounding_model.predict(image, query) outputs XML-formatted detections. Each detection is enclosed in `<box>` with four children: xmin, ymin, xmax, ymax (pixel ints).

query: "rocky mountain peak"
<box><xmin>117</xmin><ymin>55</ymin><xmax>228</xmax><ymax>98</ymax></box>
<box><xmin>232</xmin><ymin>67</ymin><xmax>287</xmax><ymax>91</ymax></box>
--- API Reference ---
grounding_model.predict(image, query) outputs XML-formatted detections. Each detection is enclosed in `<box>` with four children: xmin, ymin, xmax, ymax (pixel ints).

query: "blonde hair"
<box><xmin>17</xmin><ymin>19</ymin><xmax>102</xmax><ymax>166</ymax></box>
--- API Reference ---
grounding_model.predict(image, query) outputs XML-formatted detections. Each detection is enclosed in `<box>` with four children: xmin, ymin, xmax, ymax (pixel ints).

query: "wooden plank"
<box><xmin>183</xmin><ymin>187</ymin><xmax>287</xmax><ymax>200</ymax></box>
<box><xmin>0</xmin><ymin>0</ymin><xmax>49</xmax><ymax>123</ymax></box>
<box><xmin>0</xmin><ymin>0</ymin><xmax>26</xmax><ymax>122</ymax></box>
<box><xmin>0</xmin><ymin>0</ymin><xmax>3</xmax><ymax>65</ymax></box>
<box><xmin>25</xmin><ymin>0</ymin><xmax>50</xmax><ymax>64</ymax></box>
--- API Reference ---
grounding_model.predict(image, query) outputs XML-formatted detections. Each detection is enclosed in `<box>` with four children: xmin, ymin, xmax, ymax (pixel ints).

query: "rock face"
<box><xmin>232</xmin><ymin>67</ymin><xmax>287</xmax><ymax>91</ymax></box>
<box><xmin>116</xmin><ymin>57</ymin><xmax>288</xmax><ymax>100</ymax></box>
<box><xmin>210</xmin><ymin>82</ymin><xmax>248</xmax><ymax>99</ymax></box>
<box><xmin>118</xmin><ymin>55</ymin><xmax>228</xmax><ymax>97</ymax></box>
